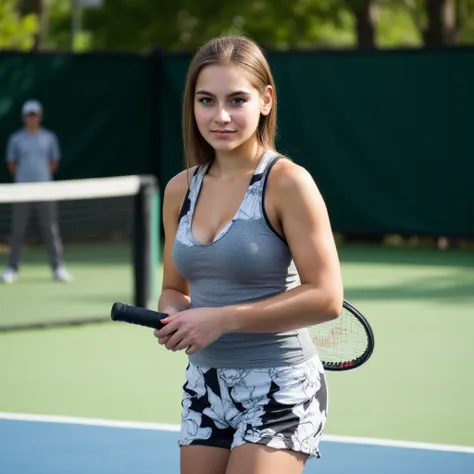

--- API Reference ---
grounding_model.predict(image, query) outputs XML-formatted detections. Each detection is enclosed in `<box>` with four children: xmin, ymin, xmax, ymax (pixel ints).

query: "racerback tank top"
<box><xmin>172</xmin><ymin>150</ymin><xmax>317</xmax><ymax>368</ymax></box>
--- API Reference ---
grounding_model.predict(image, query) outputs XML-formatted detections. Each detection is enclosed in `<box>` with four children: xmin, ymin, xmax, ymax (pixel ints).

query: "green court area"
<box><xmin>0</xmin><ymin>243</ymin><xmax>134</xmax><ymax>327</ymax></box>
<box><xmin>0</xmin><ymin>244</ymin><xmax>473</xmax><ymax>447</ymax></box>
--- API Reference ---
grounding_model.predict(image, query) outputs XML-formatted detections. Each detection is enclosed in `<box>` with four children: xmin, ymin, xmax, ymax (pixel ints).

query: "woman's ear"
<box><xmin>261</xmin><ymin>85</ymin><xmax>274</xmax><ymax>116</ymax></box>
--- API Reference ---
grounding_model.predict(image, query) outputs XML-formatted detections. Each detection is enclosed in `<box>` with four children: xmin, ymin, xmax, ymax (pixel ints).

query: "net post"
<box><xmin>150</xmin><ymin>188</ymin><xmax>160</xmax><ymax>306</ymax></box>
<box><xmin>133</xmin><ymin>175</ymin><xmax>159</xmax><ymax>309</ymax></box>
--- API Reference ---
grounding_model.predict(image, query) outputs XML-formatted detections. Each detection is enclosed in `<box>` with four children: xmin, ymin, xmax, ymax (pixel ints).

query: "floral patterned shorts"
<box><xmin>179</xmin><ymin>355</ymin><xmax>328</xmax><ymax>459</ymax></box>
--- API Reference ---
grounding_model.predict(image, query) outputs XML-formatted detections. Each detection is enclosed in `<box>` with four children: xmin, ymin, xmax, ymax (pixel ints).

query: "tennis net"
<box><xmin>0</xmin><ymin>175</ymin><xmax>159</xmax><ymax>331</ymax></box>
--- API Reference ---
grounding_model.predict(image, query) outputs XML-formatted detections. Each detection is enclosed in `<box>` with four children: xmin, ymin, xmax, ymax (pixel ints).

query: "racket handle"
<box><xmin>111</xmin><ymin>302</ymin><xmax>168</xmax><ymax>330</ymax></box>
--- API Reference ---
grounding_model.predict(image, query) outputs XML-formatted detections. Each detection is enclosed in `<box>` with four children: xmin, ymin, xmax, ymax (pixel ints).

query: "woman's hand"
<box><xmin>153</xmin><ymin>306</ymin><xmax>180</xmax><ymax>348</ymax></box>
<box><xmin>154</xmin><ymin>307</ymin><xmax>227</xmax><ymax>355</ymax></box>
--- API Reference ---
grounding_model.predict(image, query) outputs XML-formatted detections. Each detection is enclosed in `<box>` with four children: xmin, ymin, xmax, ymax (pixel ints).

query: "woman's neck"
<box><xmin>212</xmin><ymin>141</ymin><xmax>267</xmax><ymax>178</ymax></box>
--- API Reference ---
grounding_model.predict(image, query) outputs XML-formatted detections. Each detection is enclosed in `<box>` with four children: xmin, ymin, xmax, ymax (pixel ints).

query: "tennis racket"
<box><xmin>110</xmin><ymin>299</ymin><xmax>374</xmax><ymax>372</ymax></box>
<box><xmin>308</xmin><ymin>299</ymin><xmax>374</xmax><ymax>371</ymax></box>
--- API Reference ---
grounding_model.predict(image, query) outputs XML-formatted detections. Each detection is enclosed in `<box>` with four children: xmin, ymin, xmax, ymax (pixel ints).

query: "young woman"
<box><xmin>154</xmin><ymin>35</ymin><xmax>343</xmax><ymax>474</ymax></box>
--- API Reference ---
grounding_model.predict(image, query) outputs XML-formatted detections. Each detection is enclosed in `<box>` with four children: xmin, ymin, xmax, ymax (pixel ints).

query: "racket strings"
<box><xmin>308</xmin><ymin>308</ymin><xmax>369</xmax><ymax>363</ymax></box>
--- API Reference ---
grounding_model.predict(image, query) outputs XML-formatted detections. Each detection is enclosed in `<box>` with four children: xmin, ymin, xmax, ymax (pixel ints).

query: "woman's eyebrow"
<box><xmin>195</xmin><ymin>90</ymin><xmax>251</xmax><ymax>97</ymax></box>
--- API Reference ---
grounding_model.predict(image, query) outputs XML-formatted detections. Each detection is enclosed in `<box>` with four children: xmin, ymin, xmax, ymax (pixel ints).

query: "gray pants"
<box><xmin>8</xmin><ymin>202</ymin><xmax>64</xmax><ymax>271</ymax></box>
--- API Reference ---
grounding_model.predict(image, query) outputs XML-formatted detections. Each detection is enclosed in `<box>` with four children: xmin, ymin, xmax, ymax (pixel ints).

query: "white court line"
<box><xmin>1</xmin><ymin>412</ymin><xmax>473</xmax><ymax>454</ymax></box>
<box><xmin>0</xmin><ymin>412</ymin><xmax>180</xmax><ymax>433</ymax></box>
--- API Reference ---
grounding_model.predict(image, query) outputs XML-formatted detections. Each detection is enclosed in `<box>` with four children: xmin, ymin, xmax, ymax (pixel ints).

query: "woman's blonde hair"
<box><xmin>182</xmin><ymin>35</ymin><xmax>277</xmax><ymax>170</ymax></box>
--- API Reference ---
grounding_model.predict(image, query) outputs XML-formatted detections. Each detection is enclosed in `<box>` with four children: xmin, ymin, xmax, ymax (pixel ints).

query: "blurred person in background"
<box><xmin>0</xmin><ymin>100</ymin><xmax>72</xmax><ymax>284</ymax></box>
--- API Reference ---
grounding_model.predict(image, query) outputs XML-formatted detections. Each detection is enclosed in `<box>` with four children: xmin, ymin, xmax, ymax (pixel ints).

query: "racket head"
<box><xmin>309</xmin><ymin>300</ymin><xmax>375</xmax><ymax>372</ymax></box>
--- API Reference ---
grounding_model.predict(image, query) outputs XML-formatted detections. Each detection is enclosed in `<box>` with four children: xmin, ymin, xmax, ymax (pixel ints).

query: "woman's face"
<box><xmin>194</xmin><ymin>63</ymin><xmax>272</xmax><ymax>154</ymax></box>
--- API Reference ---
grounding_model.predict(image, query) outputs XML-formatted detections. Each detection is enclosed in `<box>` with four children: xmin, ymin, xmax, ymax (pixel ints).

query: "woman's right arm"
<box><xmin>158</xmin><ymin>171</ymin><xmax>192</xmax><ymax>315</ymax></box>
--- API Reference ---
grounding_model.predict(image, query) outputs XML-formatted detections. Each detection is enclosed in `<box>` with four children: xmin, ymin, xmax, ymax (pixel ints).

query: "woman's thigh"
<box><xmin>225</xmin><ymin>443</ymin><xmax>306</xmax><ymax>474</ymax></box>
<box><xmin>181</xmin><ymin>445</ymin><xmax>230</xmax><ymax>474</ymax></box>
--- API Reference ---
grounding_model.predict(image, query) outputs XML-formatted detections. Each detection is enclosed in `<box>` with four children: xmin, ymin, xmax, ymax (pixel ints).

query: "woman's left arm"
<box><xmin>222</xmin><ymin>160</ymin><xmax>343</xmax><ymax>333</ymax></box>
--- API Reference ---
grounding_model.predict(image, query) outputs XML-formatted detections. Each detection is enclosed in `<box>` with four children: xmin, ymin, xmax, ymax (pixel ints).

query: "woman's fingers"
<box><xmin>157</xmin><ymin>335</ymin><xmax>171</xmax><ymax>345</ymax></box>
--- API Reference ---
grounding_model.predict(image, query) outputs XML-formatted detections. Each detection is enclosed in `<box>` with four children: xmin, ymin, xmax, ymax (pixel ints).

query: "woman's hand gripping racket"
<box><xmin>110</xmin><ymin>299</ymin><xmax>374</xmax><ymax>372</ymax></box>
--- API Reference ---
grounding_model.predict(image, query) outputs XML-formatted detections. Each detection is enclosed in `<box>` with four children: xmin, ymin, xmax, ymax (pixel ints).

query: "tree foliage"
<box><xmin>1</xmin><ymin>0</ymin><xmax>473</xmax><ymax>53</ymax></box>
<box><xmin>0</xmin><ymin>0</ymin><xmax>38</xmax><ymax>51</ymax></box>
<box><xmin>81</xmin><ymin>0</ymin><xmax>356</xmax><ymax>52</ymax></box>
<box><xmin>81</xmin><ymin>0</ymin><xmax>474</xmax><ymax>52</ymax></box>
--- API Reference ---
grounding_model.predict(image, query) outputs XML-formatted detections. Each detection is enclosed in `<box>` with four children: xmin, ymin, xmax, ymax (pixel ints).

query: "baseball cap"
<box><xmin>22</xmin><ymin>100</ymin><xmax>43</xmax><ymax>116</ymax></box>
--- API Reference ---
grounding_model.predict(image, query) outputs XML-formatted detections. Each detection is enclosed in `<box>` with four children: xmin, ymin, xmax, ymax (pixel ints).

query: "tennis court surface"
<box><xmin>1</xmin><ymin>243</ymin><xmax>474</xmax><ymax>473</ymax></box>
<box><xmin>1</xmin><ymin>413</ymin><xmax>473</xmax><ymax>474</ymax></box>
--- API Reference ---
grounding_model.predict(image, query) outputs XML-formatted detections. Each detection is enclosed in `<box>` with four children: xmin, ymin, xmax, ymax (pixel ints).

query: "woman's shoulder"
<box><xmin>165</xmin><ymin>166</ymin><xmax>200</xmax><ymax>195</ymax></box>
<box><xmin>267</xmin><ymin>154</ymin><xmax>327</xmax><ymax>220</ymax></box>
<box><xmin>269</xmin><ymin>154</ymin><xmax>317</xmax><ymax>192</ymax></box>
<box><xmin>163</xmin><ymin>166</ymin><xmax>201</xmax><ymax>212</ymax></box>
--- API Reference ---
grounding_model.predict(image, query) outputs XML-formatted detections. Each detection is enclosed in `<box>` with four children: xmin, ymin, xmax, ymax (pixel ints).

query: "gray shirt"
<box><xmin>172</xmin><ymin>150</ymin><xmax>318</xmax><ymax>369</ymax></box>
<box><xmin>6</xmin><ymin>128</ymin><xmax>60</xmax><ymax>183</ymax></box>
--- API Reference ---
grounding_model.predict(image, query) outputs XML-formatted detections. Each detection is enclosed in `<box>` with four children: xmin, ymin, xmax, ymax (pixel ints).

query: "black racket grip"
<box><xmin>111</xmin><ymin>302</ymin><xmax>168</xmax><ymax>330</ymax></box>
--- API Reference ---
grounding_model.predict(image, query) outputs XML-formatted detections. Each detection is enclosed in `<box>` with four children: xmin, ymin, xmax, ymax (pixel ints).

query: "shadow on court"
<box><xmin>337</xmin><ymin>244</ymin><xmax>474</xmax><ymax>269</ymax></box>
<box><xmin>345</xmin><ymin>271</ymin><xmax>474</xmax><ymax>302</ymax></box>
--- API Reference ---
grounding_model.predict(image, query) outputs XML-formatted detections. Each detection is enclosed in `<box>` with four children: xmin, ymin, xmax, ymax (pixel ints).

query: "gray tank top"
<box><xmin>172</xmin><ymin>150</ymin><xmax>317</xmax><ymax>368</ymax></box>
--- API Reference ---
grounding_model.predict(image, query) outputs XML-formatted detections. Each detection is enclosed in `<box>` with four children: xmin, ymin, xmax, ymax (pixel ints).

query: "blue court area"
<box><xmin>1</xmin><ymin>417</ymin><xmax>473</xmax><ymax>474</ymax></box>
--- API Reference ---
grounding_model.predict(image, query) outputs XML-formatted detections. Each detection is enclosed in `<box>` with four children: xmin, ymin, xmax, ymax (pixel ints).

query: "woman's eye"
<box><xmin>199</xmin><ymin>97</ymin><xmax>214</xmax><ymax>105</ymax></box>
<box><xmin>232</xmin><ymin>98</ymin><xmax>246</xmax><ymax>105</ymax></box>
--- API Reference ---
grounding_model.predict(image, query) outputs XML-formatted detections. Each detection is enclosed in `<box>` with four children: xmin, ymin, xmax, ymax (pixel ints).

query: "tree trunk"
<box><xmin>424</xmin><ymin>0</ymin><xmax>457</xmax><ymax>46</ymax></box>
<box><xmin>19</xmin><ymin>0</ymin><xmax>48</xmax><ymax>50</ymax></box>
<box><xmin>351</xmin><ymin>0</ymin><xmax>378</xmax><ymax>49</ymax></box>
